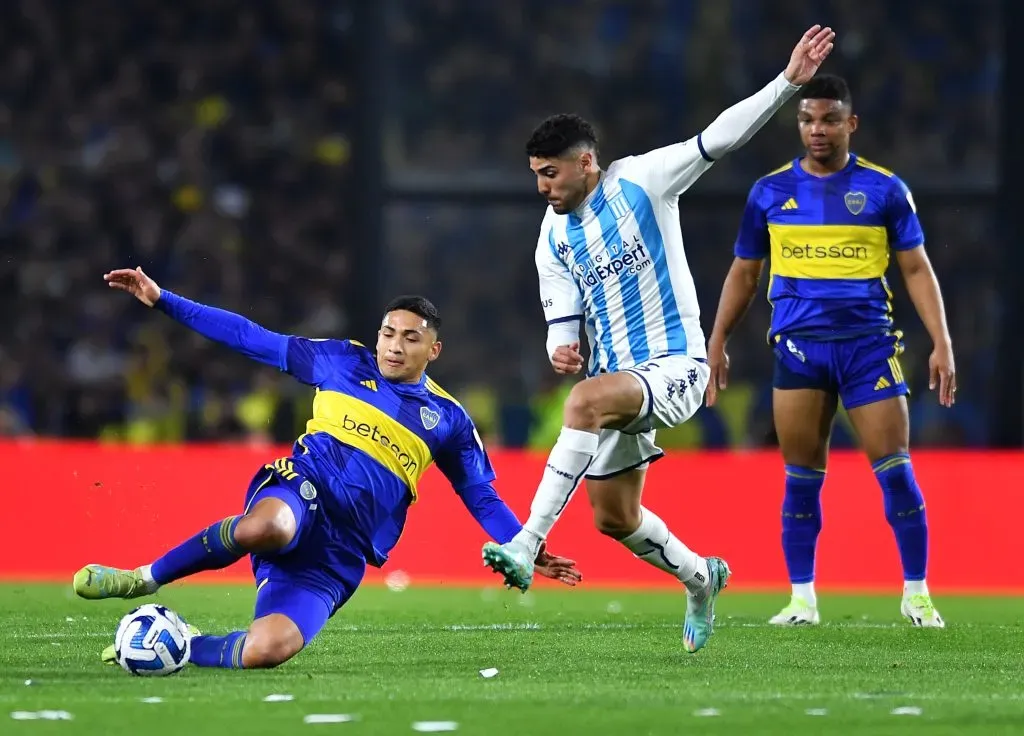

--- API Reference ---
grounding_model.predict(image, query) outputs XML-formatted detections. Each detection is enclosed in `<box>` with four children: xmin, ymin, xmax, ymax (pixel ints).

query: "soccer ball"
<box><xmin>114</xmin><ymin>604</ymin><xmax>192</xmax><ymax>676</ymax></box>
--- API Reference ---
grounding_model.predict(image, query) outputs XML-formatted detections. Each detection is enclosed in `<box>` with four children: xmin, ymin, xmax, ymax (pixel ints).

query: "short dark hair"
<box><xmin>383</xmin><ymin>295</ymin><xmax>442</xmax><ymax>332</ymax></box>
<box><xmin>799</xmin><ymin>74</ymin><xmax>853</xmax><ymax>108</ymax></box>
<box><xmin>525</xmin><ymin>114</ymin><xmax>598</xmax><ymax>159</ymax></box>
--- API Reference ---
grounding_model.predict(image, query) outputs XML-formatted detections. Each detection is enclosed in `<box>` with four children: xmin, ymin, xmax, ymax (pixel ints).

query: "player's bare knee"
<box><xmin>234</xmin><ymin>512</ymin><xmax>293</xmax><ymax>552</ymax></box>
<box><xmin>242</xmin><ymin>630</ymin><xmax>303</xmax><ymax>669</ymax></box>
<box><xmin>592</xmin><ymin>507</ymin><xmax>641</xmax><ymax>540</ymax></box>
<box><xmin>563</xmin><ymin>382</ymin><xmax>602</xmax><ymax>430</ymax></box>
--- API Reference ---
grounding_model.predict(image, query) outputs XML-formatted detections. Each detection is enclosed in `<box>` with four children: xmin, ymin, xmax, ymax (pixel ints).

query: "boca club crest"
<box><xmin>844</xmin><ymin>191</ymin><xmax>867</xmax><ymax>215</ymax></box>
<box><xmin>420</xmin><ymin>406</ymin><xmax>440</xmax><ymax>431</ymax></box>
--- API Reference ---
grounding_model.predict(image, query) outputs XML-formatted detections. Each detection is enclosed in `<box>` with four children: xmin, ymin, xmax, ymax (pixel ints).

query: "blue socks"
<box><xmin>873</xmin><ymin>453</ymin><xmax>928</xmax><ymax>581</ymax></box>
<box><xmin>150</xmin><ymin>516</ymin><xmax>245</xmax><ymax>585</ymax></box>
<box><xmin>190</xmin><ymin>632</ymin><xmax>247</xmax><ymax>669</ymax></box>
<box><xmin>781</xmin><ymin>466</ymin><xmax>826</xmax><ymax>585</ymax></box>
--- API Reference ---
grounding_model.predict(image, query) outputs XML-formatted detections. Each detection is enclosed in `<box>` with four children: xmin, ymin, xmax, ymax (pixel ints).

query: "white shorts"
<box><xmin>586</xmin><ymin>354</ymin><xmax>710</xmax><ymax>481</ymax></box>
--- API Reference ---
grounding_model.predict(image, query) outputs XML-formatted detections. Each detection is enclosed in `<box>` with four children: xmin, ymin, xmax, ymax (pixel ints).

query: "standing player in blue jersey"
<box><xmin>481</xmin><ymin>26</ymin><xmax>836</xmax><ymax>653</ymax></box>
<box><xmin>705</xmin><ymin>75</ymin><xmax>954</xmax><ymax>628</ymax></box>
<box><xmin>73</xmin><ymin>267</ymin><xmax>581</xmax><ymax>669</ymax></box>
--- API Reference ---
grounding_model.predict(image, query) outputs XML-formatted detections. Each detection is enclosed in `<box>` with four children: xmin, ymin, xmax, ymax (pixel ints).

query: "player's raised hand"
<box><xmin>534</xmin><ymin>542</ymin><xmax>582</xmax><ymax>587</ymax></box>
<box><xmin>704</xmin><ymin>339</ymin><xmax>730</xmax><ymax>407</ymax></box>
<box><xmin>784</xmin><ymin>25</ymin><xmax>836</xmax><ymax>86</ymax></box>
<box><xmin>551</xmin><ymin>342</ymin><xmax>584</xmax><ymax>375</ymax></box>
<box><xmin>929</xmin><ymin>342</ymin><xmax>957</xmax><ymax>408</ymax></box>
<box><xmin>103</xmin><ymin>267</ymin><xmax>162</xmax><ymax>307</ymax></box>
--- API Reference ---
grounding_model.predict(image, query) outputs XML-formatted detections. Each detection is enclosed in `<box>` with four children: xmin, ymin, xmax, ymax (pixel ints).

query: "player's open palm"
<box><xmin>784</xmin><ymin>25</ymin><xmax>836</xmax><ymax>86</ymax></box>
<box><xmin>104</xmin><ymin>267</ymin><xmax>161</xmax><ymax>307</ymax></box>
<box><xmin>705</xmin><ymin>341</ymin><xmax>730</xmax><ymax>408</ymax></box>
<box><xmin>534</xmin><ymin>542</ymin><xmax>583</xmax><ymax>587</ymax></box>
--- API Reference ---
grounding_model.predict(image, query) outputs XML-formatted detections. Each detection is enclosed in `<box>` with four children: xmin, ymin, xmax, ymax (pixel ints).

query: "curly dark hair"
<box><xmin>525</xmin><ymin>113</ymin><xmax>599</xmax><ymax>159</ymax></box>
<box><xmin>799</xmin><ymin>74</ymin><xmax>852</xmax><ymax>108</ymax></box>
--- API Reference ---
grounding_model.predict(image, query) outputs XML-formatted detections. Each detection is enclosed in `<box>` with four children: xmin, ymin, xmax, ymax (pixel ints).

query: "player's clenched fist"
<box><xmin>104</xmin><ymin>267</ymin><xmax>162</xmax><ymax>307</ymax></box>
<box><xmin>551</xmin><ymin>341</ymin><xmax>584</xmax><ymax>375</ymax></box>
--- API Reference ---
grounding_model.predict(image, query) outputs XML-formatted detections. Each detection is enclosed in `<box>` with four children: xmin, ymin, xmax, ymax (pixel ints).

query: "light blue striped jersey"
<box><xmin>537</xmin><ymin>139</ymin><xmax>714</xmax><ymax>374</ymax></box>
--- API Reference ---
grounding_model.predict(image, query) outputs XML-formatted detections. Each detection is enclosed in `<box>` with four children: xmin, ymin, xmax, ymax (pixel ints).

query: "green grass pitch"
<box><xmin>2</xmin><ymin>583</ymin><xmax>1023</xmax><ymax>734</ymax></box>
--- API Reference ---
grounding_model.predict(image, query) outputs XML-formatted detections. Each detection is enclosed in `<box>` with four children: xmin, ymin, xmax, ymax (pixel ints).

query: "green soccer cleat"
<box><xmin>682</xmin><ymin>556</ymin><xmax>731</xmax><ymax>654</ymax></box>
<box><xmin>901</xmin><ymin>593</ymin><xmax>945</xmax><ymax>628</ymax></box>
<box><xmin>481</xmin><ymin>541</ymin><xmax>534</xmax><ymax>592</ymax></box>
<box><xmin>102</xmin><ymin>623</ymin><xmax>201</xmax><ymax>665</ymax></box>
<box><xmin>73</xmin><ymin>564</ymin><xmax>155</xmax><ymax>600</ymax></box>
<box><xmin>769</xmin><ymin>595</ymin><xmax>821</xmax><ymax>626</ymax></box>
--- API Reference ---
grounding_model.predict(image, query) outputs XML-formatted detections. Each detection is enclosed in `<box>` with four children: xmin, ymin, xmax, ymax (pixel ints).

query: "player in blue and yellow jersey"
<box><xmin>705</xmin><ymin>75</ymin><xmax>955</xmax><ymax>628</ymax></box>
<box><xmin>72</xmin><ymin>266</ymin><xmax>581</xmax><ymax>669</ymax></box>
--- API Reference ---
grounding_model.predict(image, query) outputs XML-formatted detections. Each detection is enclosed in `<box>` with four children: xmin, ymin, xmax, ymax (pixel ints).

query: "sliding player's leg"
<box><xmin>841</xmin><ymin>335</ymin><xmax>942</xmax><ymax>628</ymax></box>
<box><xmin>584</xmin><ymin>455</ymin><xmax>728</xmax><ymax>654</ymax></box>
<box><xmin>74</xmin><ymin>467</ymin><xmax>302</xmax><ymax>600</ymax></box>
<box><xmin>189</xmin><ymin>553</ymin><xmax>364</xmax><ymax>669</ymax></box>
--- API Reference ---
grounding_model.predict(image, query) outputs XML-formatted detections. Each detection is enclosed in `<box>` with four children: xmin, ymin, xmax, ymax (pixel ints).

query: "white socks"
<box><xmin>792</xmin><ymin>582</ymin><xmax>817</xmax><ymax>607</ymax></box>
<box><xmin>790</xmin><ymin>581</ymin><xmax>929</xmax><ymax>607</ymax></box>
<box><xmin>514</xmin><ymin>427</ymin><xmax>599</xmax><ymax>556</ymax></box>
<box><xmin>138</xmin><ymin>564</ymin><xmax>160</xmax><ymax>594</ymax></box>
<box><xmin>904</xmin><ymin>580</ymin><xmax>929</xmax><ymax>596</ymax></box>
<box><xmin>620</xmin><ymin>507</ymin><xmax>709</xmax><ymax>595</ymax></box>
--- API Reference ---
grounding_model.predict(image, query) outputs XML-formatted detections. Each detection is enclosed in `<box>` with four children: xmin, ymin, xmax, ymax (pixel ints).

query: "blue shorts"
<box><xmin>772</xmin><ymin>332</ymin><xmax>909</xmax><ymax>410</ymax></box>
<box><xmin>243</xmin><ymin>464</ymin><xmax>367</xmax><ymax>645</ymax></box>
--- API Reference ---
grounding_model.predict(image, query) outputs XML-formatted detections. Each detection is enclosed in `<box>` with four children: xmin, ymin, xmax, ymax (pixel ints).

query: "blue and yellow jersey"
<box><xmin>153</xmin><ymin>290</ymin><xmax>520</xmax><ymax>568</ymax></box>
<box><xmin>280</xmin><ymin>338</ymin><xmax>495</xmax><ymax>563</ymax></box>
<box><xmin>733</xmin><ymin>154</ymin><xmax>925</xmax><ymax>341</ymax></box>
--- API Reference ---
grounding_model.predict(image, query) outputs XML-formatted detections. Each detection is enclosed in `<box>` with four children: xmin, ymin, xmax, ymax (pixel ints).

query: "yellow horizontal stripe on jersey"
<box><xmin>305</xmin><ymin>390</ymin><xmax>433</xmax><ymax>495</ymax></box>
<box><xmin>769</xmin><ymin>224</ymin><xmax>890</xmax><ymax>280</ymax></box>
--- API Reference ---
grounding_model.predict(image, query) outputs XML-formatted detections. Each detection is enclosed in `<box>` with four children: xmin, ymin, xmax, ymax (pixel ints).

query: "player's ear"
<box><xmin>579</xmin><ymin>150</ymin><xmax>593</xmax><ymax>172</ymax></box>
<box><xmin>847</xmin><ymin>114</ymin><xmax>859</xmax><ymax>134</ymax></box>
<box><xmin>428</xmin><ymin>339</ymin><xmax>442</xmax><ymax>362</ymax></box>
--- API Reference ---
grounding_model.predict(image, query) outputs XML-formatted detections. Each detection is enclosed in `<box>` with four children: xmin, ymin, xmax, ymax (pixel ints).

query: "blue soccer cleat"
<box><xmin>683</xmin><ymin>557</ymin><xmax>731</xmax><ymax>653</ymax></box>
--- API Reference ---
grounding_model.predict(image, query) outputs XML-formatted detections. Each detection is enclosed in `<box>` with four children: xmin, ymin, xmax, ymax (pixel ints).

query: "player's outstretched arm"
<box><xmin>104</xmin><ymin>267</ymin><xmax>289</xmax><ymax>372</ymax></box>
<box><xmin>699</xmin><ymin>25</ymin><xmax>834</xmax><ymax>161</ymax></box>
<box><xmin>457</xmin><ymin>482</ymin><xmax>582</xmax><ymax>587</ymax></box>
<box><xmin>895</xmin><ymin>248</ymin><xmax>956</xmax><ymax>407</ymax></box>
<box><xmin>628</xmin><ymin>26</ymin><xmax>835</xmax><ymax>197</ymax></box>
<box><xmin>706</xmin><ymin>257</ymin><xmax>764</xmax><ymax>407</ymax></box>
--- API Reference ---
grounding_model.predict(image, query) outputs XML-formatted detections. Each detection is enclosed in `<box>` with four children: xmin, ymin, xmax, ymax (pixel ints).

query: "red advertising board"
<box><xmin>1</xmin><ymin>440</ymin><xmax>1019</xmax><ymax>592</ymax></box>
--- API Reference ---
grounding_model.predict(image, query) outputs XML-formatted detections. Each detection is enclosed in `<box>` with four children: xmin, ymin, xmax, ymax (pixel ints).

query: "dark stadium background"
<box><xmin>0</xmin><ymin>0</ymin><xmax>1015</xmax><ymax>449</ymax></box>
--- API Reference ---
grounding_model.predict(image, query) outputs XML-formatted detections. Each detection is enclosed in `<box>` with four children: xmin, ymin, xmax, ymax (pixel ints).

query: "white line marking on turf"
<box><xmin>479</xmin><ymin>668</ymin><xmax>499</xmax><ymax>679</ymax></box>
<box><xmin>304</xmin><ymin>714</ymin><xmax>356</xmax><ymax>724</ymax></box>
<box><xmin>891</xmin><ymin>706</ymin><xmax>923</xmax><ymax>716</ymax></box>
<box><xmin>412</xmin><ymin>722</ymin><xmax>458</xmax><ymax>732</ymax></box>
<box><xmin>264</xmin><ymin>694</ymin><xmax>295</xmax><ymax>703</ymax></box>
<box><xmin>10</xmin><ymin>711</ymin><xmax>73</xmax><ymax>721</ymax></box>
<box><xmin>140</xmin><ymin>697</ymin><xmax>163</xmax><ymax>704</ymax></box>
<box><xmin>693</xmin><ymin>709</ymin><xmax>720</xmax><ymax>717</ymax></box>
<box><xmin>805</xmin><ymin>709</ymin><xmax>828</xmax><ymax>716</ymax></box>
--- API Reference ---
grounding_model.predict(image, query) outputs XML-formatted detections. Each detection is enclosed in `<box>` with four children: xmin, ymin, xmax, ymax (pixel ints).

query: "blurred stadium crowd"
<box><xmin>0</xmin><ymin>0</ymin><xmax>1003</xmax><ymax>449</ymax></box>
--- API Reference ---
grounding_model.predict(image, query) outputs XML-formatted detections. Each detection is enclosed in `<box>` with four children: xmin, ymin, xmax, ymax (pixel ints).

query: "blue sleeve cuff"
<box><xmin>696</xmin><ymin>133</ymin><xmax>715</xmax><ymax>162</ymax></box>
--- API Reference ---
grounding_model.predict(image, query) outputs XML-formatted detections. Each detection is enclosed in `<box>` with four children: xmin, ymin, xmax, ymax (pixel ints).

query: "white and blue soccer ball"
<box><xmin>114</xmin><ymin>604</ymin><xmax>192</xmax><ymax>676</ymax></box>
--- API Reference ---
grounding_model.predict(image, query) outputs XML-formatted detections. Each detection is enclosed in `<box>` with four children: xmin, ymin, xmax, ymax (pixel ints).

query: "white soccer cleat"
<box><xmin>901</xmin><ymin>593</ymin><xmax>945</xmax><ymax>628</ymax></box>
<box><xmin>769</xmin><ymin>596</ymin><xmax>820</xmax><ymax>626</ymax></box>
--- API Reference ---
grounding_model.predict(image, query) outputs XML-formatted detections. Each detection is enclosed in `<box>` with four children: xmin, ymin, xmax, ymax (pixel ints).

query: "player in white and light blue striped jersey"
<box><xmin>482</xmin><ymin>25</ymin><xmax>836</xmax><ymax>654</ymax></box>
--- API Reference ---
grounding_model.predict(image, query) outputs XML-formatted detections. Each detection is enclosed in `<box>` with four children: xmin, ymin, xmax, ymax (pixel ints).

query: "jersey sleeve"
<box><xmin>283</xmin><ymin>338</ymin><xmax>361</xmax><ymax>386</ymax></box>
<box><xmin>536</xmin><ymin>218</ymin><xmax>584</xmax><ymax>325</ymax></box>
<box><xmin>733</xmin><ymin>181</ymin><xmax>770</xmax><ymax>259</ymax></box>
<box><xmin>434</xmin><ymin>410</ymin><xmax>497</xmax><ymax>492</ymax></box>
<box><xmin>612</xmin><ymin>138</ymin><xmax>714</xmax><ymax>199</ymax></box>
<box><xmin>886</xmin><ymin>177</ymin><xmax>926</xmax><ymax>251</ymax></box>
